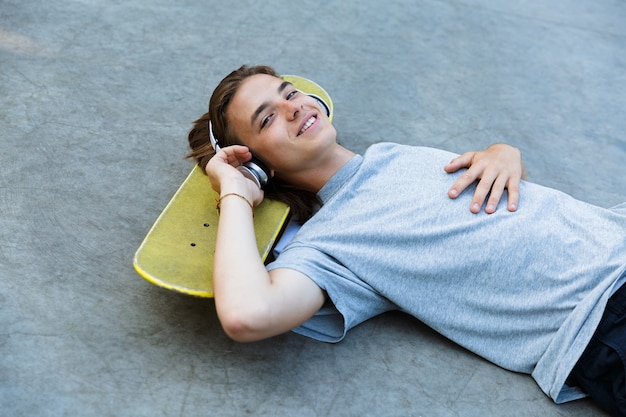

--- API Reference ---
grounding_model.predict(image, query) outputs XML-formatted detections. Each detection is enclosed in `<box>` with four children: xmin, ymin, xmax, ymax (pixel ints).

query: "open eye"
<box><xmin>286</xmin><ymin>90</ymin><xmax>298</xmax><ymax>100</ymax></box>
<box><xmin>261</xmin><ymin>114</ymin><xmax>273</xmax><ymax>129</ymax></box>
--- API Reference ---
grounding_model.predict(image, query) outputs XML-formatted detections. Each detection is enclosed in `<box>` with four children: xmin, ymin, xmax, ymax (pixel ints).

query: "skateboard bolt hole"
<box><xmin>190</xmin><ymin>243</ymin><xmax>196</xmax><ymax>247</ymax></box>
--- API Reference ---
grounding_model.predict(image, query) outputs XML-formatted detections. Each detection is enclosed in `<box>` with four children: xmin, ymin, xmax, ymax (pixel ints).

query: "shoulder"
<box><xmin>360</xmin><ymin>143</ymin><xmax>459</xmax><ymax>175</ymax></box>
<box><xmin>364</xmin><ymin>142</ymin><xmax>458</xmax><ymax>160</ymax></box>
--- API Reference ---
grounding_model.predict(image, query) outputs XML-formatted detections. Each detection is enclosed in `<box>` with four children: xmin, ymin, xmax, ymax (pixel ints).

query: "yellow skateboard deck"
<box><xmin>133</xmin><ymin>75</ymin><xmax>334</xmax><ymax>297</ymax></box>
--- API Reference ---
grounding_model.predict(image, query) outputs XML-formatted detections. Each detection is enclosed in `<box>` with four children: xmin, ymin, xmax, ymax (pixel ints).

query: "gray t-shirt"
<box><xmin>267</xmin><ymin>143</ymin><xmax>626</xmax><ymax>403</ymax></box>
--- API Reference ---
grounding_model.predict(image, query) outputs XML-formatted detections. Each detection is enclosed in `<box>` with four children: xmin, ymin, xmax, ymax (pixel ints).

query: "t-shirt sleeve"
<box><xmin>267</xmin><ymin>245</ymin><xmax>396</xmax><ymax>343</ymax></box>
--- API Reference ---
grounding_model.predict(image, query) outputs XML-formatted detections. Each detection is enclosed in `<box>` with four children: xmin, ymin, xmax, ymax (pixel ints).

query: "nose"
<box><xmin>279</xmin><ymin>98</ymin><xmax>301</xmax><ymax>120</ymax></box>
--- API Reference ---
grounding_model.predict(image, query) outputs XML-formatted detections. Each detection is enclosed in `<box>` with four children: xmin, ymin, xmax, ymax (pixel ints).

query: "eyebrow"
<box><xmin>250</xmin><ymin>81</ymin><xmax>292</xmax><ymax>127</ymax></box>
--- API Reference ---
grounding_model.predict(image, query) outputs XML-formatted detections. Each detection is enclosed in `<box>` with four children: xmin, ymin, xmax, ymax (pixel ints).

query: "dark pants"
<box><xmin>570</xmin><ymin>283</ymin><xmax>626</xmax><ymax>417</ymax></box>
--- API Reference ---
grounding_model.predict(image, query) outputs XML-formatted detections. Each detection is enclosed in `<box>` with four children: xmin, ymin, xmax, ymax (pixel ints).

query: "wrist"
<box><xmin>219</xmin><ymin>178</ymin><xmax>254</xmax><ymax>198</ymax></box>
<box><xmin>217</xmin><ymin>192</ymin><xmax>254</xmax><ymax>214</ymax></box>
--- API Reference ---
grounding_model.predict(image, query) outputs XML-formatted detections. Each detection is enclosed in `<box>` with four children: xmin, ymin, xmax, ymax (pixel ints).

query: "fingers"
<box><xmin>468</xmin><ymin>172</ymin><xmax>522</xmax><ymax>213</ymax></box>
<box><xmin>206</xmin><ymin>146</ymin><xmax>251</xmax><ymax>173</ymax></box>
<box><xmin>469</xmin><ymin>171</ymin><xmax>522</xmax><ymax>214</ymax></box>
<box><xmin>447</xmin><ymin>167</ymin><xmax>521</xmax><ymax>214</ymax></box>
<box><xmin>205</xmin><ymin>145</ymin><xmax>255</xmax><ymax>191</ymax></box>
<box><xmin>444</xmin><ymin>152</ymin><xmax>475</xmax><ymax>174</ymax></box>
<box><xmin>446</xmin><ymin>144</ymin><xmax>524</xmax><ymax>214</ymax></box>
<box><xmin>505</xmin><ymin>179</ymin><xmax>520</xmax><ymax>212</ymax></box>
<box><xmin>448</xmin><ymin>169</ymin><xmax>478</xmax><ymax>200</ymax></box>
<box><xmin>215</xmin><ymin>145</ymin><xmax>253</xmax><ymax>166</ymax></box>
<box><xmin>480</xmin><ymin>175</ymin><xmax>506</xmax><ymax>214</ymax></box>
<box><xmin>468</xmin><ymin>169</ymin><xmax>499</xmax><ymax>213</ymax></box>
<box><xmin>447</xmin><ymin>153</ymin><xmax>479</xmax><ymax>199</ymax></box>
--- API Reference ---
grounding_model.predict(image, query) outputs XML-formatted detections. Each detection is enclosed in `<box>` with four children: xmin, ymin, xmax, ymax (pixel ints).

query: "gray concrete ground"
<box><xmin>1</xmin><ymin>0</ymin><xmax>625</xmax><ymax>416</ymax></box>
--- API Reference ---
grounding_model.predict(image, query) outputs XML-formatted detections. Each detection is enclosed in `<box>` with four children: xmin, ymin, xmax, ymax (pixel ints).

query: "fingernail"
<box><xmin>472</xmin><ymin>203</ymin><xmax>480</xmax><ymax>212</ymax></box>
<box><xmin>487</xmin><ymin>204</ymin><xmax>495</xmax><ymax>212</ymax></box>
<box><xmin>509</xmin><ymin>203</ymin><xmax>517</xmax><ymax>211</ymax></box>
<box><xmin>449</xmin><ymin>189</ymin><xmax>458</xmax><ymax>197</ymax></box>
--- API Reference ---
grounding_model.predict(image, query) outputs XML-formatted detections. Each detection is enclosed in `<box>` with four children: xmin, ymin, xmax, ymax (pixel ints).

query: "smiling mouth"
<box><xmin>297</xmin><ymin>116</ymin><xmax>316</xmax><ymax>136</ymax></box>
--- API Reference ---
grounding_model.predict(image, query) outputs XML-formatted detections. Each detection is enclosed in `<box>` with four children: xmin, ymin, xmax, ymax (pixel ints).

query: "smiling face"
<box><xmin>226</xmin><ymin>74</ymin><xmax>338</xmax><ymax>182</ymax></box>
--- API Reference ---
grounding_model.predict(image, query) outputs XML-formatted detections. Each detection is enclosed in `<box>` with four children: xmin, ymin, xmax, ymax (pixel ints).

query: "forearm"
<box><xmin>213</xmin><ymin>184</ymin><xmax>273</xmax><ymax>329</ymax></box>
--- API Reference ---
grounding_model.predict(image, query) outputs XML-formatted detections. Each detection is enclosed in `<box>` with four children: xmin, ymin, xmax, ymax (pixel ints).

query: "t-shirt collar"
<box><xmin>317</xmin><ymin>154</ymin><xmax>363</xmax><ymax>204</ymax></box>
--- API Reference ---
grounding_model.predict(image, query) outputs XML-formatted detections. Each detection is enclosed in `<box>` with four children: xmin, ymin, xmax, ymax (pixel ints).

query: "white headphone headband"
<box><xmin>208</xmin><ymin>121</ymin><xmax>221</xmax><ymax>152</ymax></box>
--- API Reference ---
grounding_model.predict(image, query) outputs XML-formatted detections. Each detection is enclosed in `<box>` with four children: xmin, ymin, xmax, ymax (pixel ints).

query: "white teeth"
<box><xmin>298</xmin><ymin>116</ymin><xmax>316</xmax><ymax>135</ymax></box>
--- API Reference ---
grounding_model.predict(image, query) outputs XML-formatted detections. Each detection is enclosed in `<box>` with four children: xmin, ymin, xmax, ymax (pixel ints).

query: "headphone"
<box><xmin>208</xmin><ymin>92</ymin><xmax>331</xmax><ymax>189</ymax></box>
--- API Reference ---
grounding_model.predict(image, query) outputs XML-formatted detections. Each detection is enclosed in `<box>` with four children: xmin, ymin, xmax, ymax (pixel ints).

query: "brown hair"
<box><xmin>186</xmin><ymin>65</ymin><xmax>321</xmax><ymax>222</ymax></box>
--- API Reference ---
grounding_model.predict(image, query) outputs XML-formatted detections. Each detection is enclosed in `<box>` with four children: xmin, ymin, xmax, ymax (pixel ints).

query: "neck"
<box><xmin>288</xmin><ymin>144</ymin><xmax>356</xmax><ymax>193</ymax></box>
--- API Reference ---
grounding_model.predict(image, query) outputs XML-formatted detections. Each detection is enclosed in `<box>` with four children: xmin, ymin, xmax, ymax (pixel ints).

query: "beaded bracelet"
<box><xmin>217</xmin><ymin>192</ymin><xmax>253</xmax><ymax>214</ymax></box>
